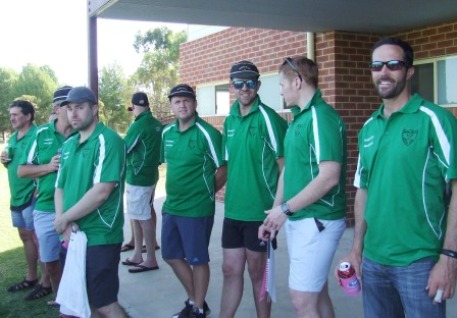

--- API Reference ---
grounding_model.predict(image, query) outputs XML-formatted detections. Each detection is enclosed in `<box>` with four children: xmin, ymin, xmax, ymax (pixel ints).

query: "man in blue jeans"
<box><xmin>341</xmin><ymin>37</ymin><xmax>457</xmax><ymax>317</ymax></box>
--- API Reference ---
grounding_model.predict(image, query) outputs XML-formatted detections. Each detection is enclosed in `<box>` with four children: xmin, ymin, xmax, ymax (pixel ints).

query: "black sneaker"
<box><xmin>189</xmin><ymin>307</ymin><xmax>206</xmax><ymax>318</ymax></box>
<box><xmin>171</xmin><ymin>300</ymin><xmax>193</xmax><ymax>318</ymax></box>
<box><xmin>203</xmin><ymin>301</ymin><xmax>211</xmax><ymax>317</ymax></box>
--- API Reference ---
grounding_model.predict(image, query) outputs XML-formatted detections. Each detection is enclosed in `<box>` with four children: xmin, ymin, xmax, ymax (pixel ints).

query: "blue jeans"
<box><xmin>362</xmin><ymin>256</ymin><xmax>446</xmax><ymax>318</ymax></box>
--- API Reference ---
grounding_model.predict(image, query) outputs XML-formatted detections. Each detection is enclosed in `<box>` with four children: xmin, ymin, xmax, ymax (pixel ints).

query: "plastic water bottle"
<box><xmin>337</xmin><ymin>262</ymin><xmax>361</xmax><ymax>296</ymax></box>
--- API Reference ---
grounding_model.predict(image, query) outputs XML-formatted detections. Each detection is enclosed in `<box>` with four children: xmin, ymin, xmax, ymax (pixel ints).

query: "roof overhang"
<box><xmin>89</xmin><ymin>0</ymin><xmax>457</xmax><ymax>34</ymax></box>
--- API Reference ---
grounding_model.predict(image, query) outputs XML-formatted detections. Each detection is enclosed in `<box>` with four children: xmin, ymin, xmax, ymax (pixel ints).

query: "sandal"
<box><xmin>7</xmin><ymin>278</ymin><xmax>38</xmax><ymax>292</ymax></box>
<box><xmin>24</xmin><ymin>284</ymin><xmax>53</xmax><ymax>300</ymax></box>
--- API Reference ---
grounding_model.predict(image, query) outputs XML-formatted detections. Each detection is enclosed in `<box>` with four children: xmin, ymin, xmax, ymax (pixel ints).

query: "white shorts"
<box><xmin>285</xmin><ymin>217</ymin><xmax>345</xmax><ymax>292</ymax></box>
<box><xmin>126</xmin><ymin>183</ymin><xmax>155</xmax><ymax>220</ymax></box>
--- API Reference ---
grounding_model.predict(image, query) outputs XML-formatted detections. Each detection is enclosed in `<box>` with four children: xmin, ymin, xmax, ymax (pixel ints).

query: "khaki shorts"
<box><xmin>126</xmin><ymin>183</ymin><xmax>155</xmax><ymax>220</ymax></box>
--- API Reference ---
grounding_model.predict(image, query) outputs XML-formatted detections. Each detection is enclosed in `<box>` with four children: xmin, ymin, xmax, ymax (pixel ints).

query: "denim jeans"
<box><xmin>362</xmin><ymin>256</ymin><xmax>446</xmax><ymax>318</ymax></box>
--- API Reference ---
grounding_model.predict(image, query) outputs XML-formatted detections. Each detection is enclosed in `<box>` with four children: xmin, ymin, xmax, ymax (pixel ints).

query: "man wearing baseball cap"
<box><xmin>220</xmin><ymin>61</ymin><xmax>287</xmax><ymax>318</ymax></box>
<box><xmin>162</xmin><ymin>84</ymin><xmax>226</xmax><ymax>318</ymax></box>
<box><xmin>121</xmin><ymin>92</ymin><xmax>161</xmax><ymax>273</ymax></box>
<box><xmin>18</xmin><ymin>86</ymin><xmax>75</xmax><ymax>304</ymax></box>
<box><xmin>54</xmin><ymin>86</ymin><xmax>127</xmax><ymax>317</ymax></box>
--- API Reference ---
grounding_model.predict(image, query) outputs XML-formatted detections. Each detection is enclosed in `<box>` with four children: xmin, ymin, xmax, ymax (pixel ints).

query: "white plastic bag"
<box><xmin>56</xmin><ymin>230</ymin><xmax>91</xmax><ymax>318</ymax></box>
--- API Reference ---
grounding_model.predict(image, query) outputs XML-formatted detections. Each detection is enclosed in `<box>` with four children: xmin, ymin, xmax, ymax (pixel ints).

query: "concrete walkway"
<box><xmin>118</xmin><ymin>193</ymin><xmax>456</xmax><ymax>317</ymax></box>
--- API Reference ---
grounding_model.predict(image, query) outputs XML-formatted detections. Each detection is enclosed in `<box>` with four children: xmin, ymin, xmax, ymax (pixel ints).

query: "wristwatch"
<box><xmin>280</xmin><ymin>202</ymin><xmax>293</xmax><ymax>216</ymax></box>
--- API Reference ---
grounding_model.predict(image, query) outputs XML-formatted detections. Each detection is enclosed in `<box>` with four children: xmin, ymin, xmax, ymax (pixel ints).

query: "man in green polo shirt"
<box><xmin>121</xmin><ymin>92</ymin><xmax>161</xmax><ymax>273</ymax></box>
<box><xmin>162</xmin><ymin>84</ymin><xmax>226</xmax><ymax>318</ymax></box>
<box><xmin>1</xmin><ymin>100</ymin><xmax>52</xmax><ymax>300</ymax></box>
<box><xmin>18</xmin><ymin>86</ymin><xmax>74</xmax><ymax>303</ymax></box>
<box><xmin>259</xmin><ymin>56</ymin><xmax>347</xmax><ymax>318</ymax></box>
<box><xmin>342</xmin><ymin>38</ymin><xmax>457</xmax><ymax>317</ymax></box>
<box><xmin>221</xmin><ymin>60</ymin><xmax>287</xmax><ymax>318</ymax></box>
<box><xmin>53</xmin><ymin>86</ymin><xmax>127</xmax><ymax>317</ymax></box>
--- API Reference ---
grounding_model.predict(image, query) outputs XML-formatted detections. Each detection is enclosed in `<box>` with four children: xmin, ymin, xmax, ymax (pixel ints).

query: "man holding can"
<box><xmin>341</xmin><ymin>38</ymin><xmax>457</xmax><ymax>317</ymax></box>
<box><xmin>259</xmin><ymin>56</ymin><xmax>347</xmax><ymax>318</ymax></box>
<box><xmin>18</xmin><ymin>86</ymin><xmax>74</xmax><ymax>303</ymax></box>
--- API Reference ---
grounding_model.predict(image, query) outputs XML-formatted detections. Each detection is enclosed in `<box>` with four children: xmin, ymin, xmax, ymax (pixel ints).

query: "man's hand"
<box><xmin>1</xmin><ymin>150</ymin><xmax>11</xmax><ymax>165</ymax></box>
<box><xmin>427</xmin><ymin>255</ymin><xmax>457</xmax><ymax>303</ymax></box>
<box><xmin>47</xmin><ymin>154</ymin><xmax>60</xmax><ymax>172</ymax></box>
<box><xmin>260</xmin><ymin>206</ymin><xmax>288</xmax><ymax>240</ymax></box>
<box><xmin>54</xmin><ymin>214</ymin><xmax>69</xmax><ymax>234</ymax></box>
<box><xmin>335</xmin><ymin>251</ymin><xmax>363</xmax><ymax>283</ymax></box>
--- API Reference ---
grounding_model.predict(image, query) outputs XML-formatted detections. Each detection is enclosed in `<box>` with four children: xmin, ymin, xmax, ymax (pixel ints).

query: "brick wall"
<box><xmin>181</xmin><ymin>21</ymin><xmax>457</xmax><ymax>224</ymax></box>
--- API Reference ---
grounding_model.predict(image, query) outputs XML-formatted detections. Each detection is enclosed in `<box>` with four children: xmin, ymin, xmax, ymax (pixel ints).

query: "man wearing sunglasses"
<box><xmin>342</xmin><ymin>37</ymin><xmax>457</xmax><ymax>317</ymax></box>
<box><xmin>259</xmin><ymin>56</ymin><xmax>347</xmax><ymax>318</ymax></box>
<box><xmin>220</xmin><ymin>60</ymin><xmax>287</xmax><ymax>318</ymax></box>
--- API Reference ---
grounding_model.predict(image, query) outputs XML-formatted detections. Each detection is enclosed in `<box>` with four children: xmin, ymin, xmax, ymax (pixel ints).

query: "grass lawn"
<box><xmin>0</xmin><ymin>143</ymin><xmax>166</xmax><ymax>317</ymax></box>
<box><xmin>0</xmin><ymin>144</ymin><xmax>57</xmax><ymax>317</ymax></box>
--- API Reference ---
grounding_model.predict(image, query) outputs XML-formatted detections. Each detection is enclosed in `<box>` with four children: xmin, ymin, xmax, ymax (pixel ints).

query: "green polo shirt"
<box><xmin>124</xmin><ymin>110</ymin><xmax>162</xmax><ymax>186</ymax></box>
<box><xmin>20</xmin><ymin>120</ymin><xmax>73</xmax><ymax>212</ymax></box>
<box><xmin>6</xmin><ymin>124</ymin><xmax>37</xmax><ymax>209</ymax></box>
<box><xmin>223</xmin><ymin>96</ymin><xmax>287</xmax><ymax>221</ymax></box>
<box><xmin>56</xmin><ymin>123</ymin><xmax>126</xmax><ymax>246</ymax></box>
<box><xmin>161</xmin><ymin>115</ymin><xmax>224</xmax><ymax>217</ymax></box>
<box><xmin>355</xmin><ymin>94</ymin><xmax>457</xmax><ymax>266</ymax></box>
<box><xmin>284</xmin><ymin>90</ymin><xmax>347</xmax><ymax>220</ymax></box>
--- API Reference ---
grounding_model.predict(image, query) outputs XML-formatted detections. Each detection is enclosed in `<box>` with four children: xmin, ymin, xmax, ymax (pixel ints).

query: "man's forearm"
<box><xmin>351</xmin><ymin>188</ymin><xmax>367</xmax><ymax>255</ymax></box>
<box><xmin>18</xmin><ymin>163</ymin><xmax>55</xmax><ymax>178</ymax></box>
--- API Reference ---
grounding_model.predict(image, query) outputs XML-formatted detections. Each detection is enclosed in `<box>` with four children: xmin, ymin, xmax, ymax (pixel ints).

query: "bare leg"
<box><xmin>128</xmin><ymin>220</ymin><xmax>144</xmax><ymax>263</ymax></box>
<box><xmin>137</xmin><ymin>219</ymin><xmax>158</xmax><ymax>268</ymax></box>
<box><xmin>290</xmin><ymin>289</ymin><xmax>320</xmax><ymax>318</ymax></box>
<box><xmin>125</xmin><ymin>220</ymin><xmax>135</xmax><ymax>246</ymax></box>
<box><xmin>317</xmin><ymin>282</ymin><xmax>335</xmax><ymax>318</ymax></box>
<box><xmin>45</xmin><ymin>260</ymin><xmax>62</xmax><ymax>294</ymax></box>
<box><xmin>149</xmin><ymin>189</ymin><xmax>159</xmax><ymax>249</ymax></box>
<box><xmin>246</xmin><ymin>249</ymin><xmax>270</xmax><ymax>318</ymax></box>
<box><xmin>18</xmin><ymin>228</ymin><xmax>38</xmax><ymax>281</ymax></box>
<box><xmin>95</xmin><ymin>301</ymin><xmax>127</xmax><ymax>318</ymax></box>
<box><xmin>166</xmin><ymin>258</ymin><xmax>195</xmax><ymax>299</ymax></box>
<box><xmin>192</xmin><ymin>264</ymin><xmax>210</xmax><ymax>310</ymax></box>
<box><xmin>220</xmin><ymin>248</ymin><xmax>246</xmax><ymax>318</ymax></box>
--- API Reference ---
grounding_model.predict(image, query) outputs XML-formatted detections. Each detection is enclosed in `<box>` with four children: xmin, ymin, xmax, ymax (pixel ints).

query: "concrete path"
<box><xmin>118</xmin><ymin>194</ymin><xmax>456</xmax><ymax>317</ymax></box>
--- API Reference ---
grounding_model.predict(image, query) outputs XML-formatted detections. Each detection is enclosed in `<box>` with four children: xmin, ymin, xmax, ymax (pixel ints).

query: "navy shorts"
<box><xmin>161</xmin><ymin>213</ymin><xmax>214</xmax><ymax>265</ymax></box>
<box><xmin>222</xmin><ymin>218</ymin><xmax>268</xmax><ymax>252</ymax></box>
<box><xmin>86</xmin><ymin>244</ymin><xmax>121</xmax><ymax>308</ymax></box>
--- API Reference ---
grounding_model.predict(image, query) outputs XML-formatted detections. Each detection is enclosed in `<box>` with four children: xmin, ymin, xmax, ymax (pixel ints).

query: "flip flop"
<box><xmin>121</xmin><ymin>258</ymin><xmax>141</xmax><ymax>266</ymax></box>
<box><xmin>120</xmin><ymin>244</ymin><xmax>134</xmax><ymax>252</ymax></box>
<box><xmin>128</xmin><ymin>264</ymin><xmax>159</xmax><ymax>273</ymax></box>
<box><xmin>47</xmin><ymin>300</ymin><xmax>59</xmax><ymax>307</ymax></box>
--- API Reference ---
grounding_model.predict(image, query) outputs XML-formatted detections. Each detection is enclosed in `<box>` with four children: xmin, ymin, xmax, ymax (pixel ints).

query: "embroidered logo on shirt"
<box><xmin>402</xmin><ymin>129</ymin><xmax>418</xmax><ymax>146</ymax></box>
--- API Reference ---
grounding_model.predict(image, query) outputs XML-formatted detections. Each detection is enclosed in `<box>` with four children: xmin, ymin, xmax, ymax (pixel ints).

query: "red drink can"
<box><xmin>337</xmin><ymin>262</ymin><xmax>361</xmax><ymax>296</ymax></box>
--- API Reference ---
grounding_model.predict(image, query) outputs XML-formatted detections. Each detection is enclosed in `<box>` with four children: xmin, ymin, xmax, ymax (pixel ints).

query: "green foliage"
<box><xmin>98</xmin><ymin>63</ymin><xmax>133</xmax><ymax>133</ymax></box>
<box><xmin>12</xmin><ymin>64</ymin><xmax>58</xmax><ymax>125</ymax></box>
<box><xmin>0</xmin><ymin>68</ymin><xmax>18</xmax><ymax>136</ymax></box>
<box><xmin>132</xmin><ymin>27</ymin><xmax>187</xmax><ymax>120</ymax></box>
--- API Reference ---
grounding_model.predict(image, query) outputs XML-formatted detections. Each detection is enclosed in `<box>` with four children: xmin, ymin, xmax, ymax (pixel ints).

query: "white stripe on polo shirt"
<box><xmin>93</xmin><ymin>134</ymin><xmax>106</xmax><ymax>183</ymax></box>
<box><xmin>196</xmin><ymin>122</ymin><xmax>221</xmax><ymax>167</ymax></box>
<box><xmin>259</xmin><ymin>105</ymin><xmax>278</xmax><ymax>153</ymax></box>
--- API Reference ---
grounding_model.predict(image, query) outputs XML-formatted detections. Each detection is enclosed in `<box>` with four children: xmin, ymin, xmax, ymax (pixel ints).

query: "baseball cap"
<box><xmin>60</xmin><ymin>86</ymin><xmax>97</xmax><ymax>107</ymax></box>
<box><xmin>168</xmin><ymin>84</ymin><xmax>196</xmax><ymax>100</ymax></box>
<box><xmin>131</xmin><ymin>92</ymin><xmax>149</xmax><ymax>107</ymax></box>
<box><xmin>230</xmin><ymin>60</ymin><xmax>260</xmax><ymax>79</ymax></box>
<box><xmin>53</xmin><ymin>86</ymin><xmax>72</xmax><ymax>106</ymax></box>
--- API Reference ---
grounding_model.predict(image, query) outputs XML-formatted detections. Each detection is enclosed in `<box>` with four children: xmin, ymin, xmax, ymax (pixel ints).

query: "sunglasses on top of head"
<box><xmin>369</xmin><ymin>60</ymin><xmax>407</xmax><ymax>72</ymax></box>
<box><xmin>283</xmin><ymin>57</ymin><xmax>303</xmax><ymax>82</ymax></box>
<box><xmin>232</xmin><ymin>79</ymin><xmax>258</xmax><ymax>90</ymax></box>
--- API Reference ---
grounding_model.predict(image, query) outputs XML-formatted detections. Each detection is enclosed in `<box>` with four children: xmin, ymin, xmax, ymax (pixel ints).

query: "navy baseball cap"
<box><xmin>60</xmin><ymin>86</ymin><xmax>97</xmax><ymax>106</ymax></box>
<box><xmin>230</xmin><ymin>60</ymin><xmax>260</xmax><ymax>79</ymax></box>
<box><xmin>168</xmin><ymin>84</ymin><xmax>196</xmax><ymax>100</ymax></box>
<box><xmin>53</xmin><ymin>86</ymin><xmax>73</xmax><ymax>106</ymax></box>
<box><xmin>131</xmin><ymin>92</ymin><xmax>149</xmax><ymax>107</ymax></box>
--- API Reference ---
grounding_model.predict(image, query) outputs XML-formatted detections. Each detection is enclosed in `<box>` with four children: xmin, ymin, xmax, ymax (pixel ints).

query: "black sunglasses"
<box><xmin>369</xmin><ymin>60</ymin><xmax>407</xmax><ymax>72</ymax></box>
<box><xmin>232</xmin><ymin>79</ymin><xmax>257</xmax><ymax>90</ymax></box>
<box><xmin>283</xmin><ymin>57</ymin><xmax>303</xmax><ymax>82</ymax></box>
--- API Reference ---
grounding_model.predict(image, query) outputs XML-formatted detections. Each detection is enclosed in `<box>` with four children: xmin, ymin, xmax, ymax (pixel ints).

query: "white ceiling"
<box><xmin>89</xmin><ymin>0</ymin><xmax>457</xmax><ymax>34</ymax></box>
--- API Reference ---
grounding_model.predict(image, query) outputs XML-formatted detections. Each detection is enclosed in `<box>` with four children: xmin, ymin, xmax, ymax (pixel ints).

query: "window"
<box><xmin>411</xmin><ymin>56</ymin><xmax>457</xmax><ymax>107</ymax></box>
<box><xmin>215</xmin><ymin>84</ymin><xmax>230</xmax><ymax>114</ymax></box>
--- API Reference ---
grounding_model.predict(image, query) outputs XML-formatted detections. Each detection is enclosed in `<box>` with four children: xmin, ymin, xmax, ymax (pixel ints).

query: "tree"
<box><xmin>13</xmin><ymin>64</ymin><xmax>58</xmax><ymax>125</ymax></box>
<box><xmin>132</xmin><ymin>27</ymin><xmax>187</xmax><ymax>120</ymax></box>
<box><xmin>98</xmin><ymin>63</ymin><xmax>132</xmax><ymax>133</ymax></box>
<box><xmin>0</xmin><ymin>68</ymin><xmax>18</xmax><ymax>141</ymax></box>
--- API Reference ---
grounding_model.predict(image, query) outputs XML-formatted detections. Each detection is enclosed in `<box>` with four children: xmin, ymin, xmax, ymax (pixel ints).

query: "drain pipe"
<box><xmin>307</xmin><ymin>32</ymin><xmax>315</xmax><ymax>61</ymax></box>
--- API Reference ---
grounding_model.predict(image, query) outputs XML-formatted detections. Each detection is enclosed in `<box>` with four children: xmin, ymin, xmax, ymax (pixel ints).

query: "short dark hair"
<box><xmin>9</xmin><ymin>100</ymin><xmax>35</xmax><ymax>122</ymax></box>
<box><xmin>371</xmin><ymin>37</ymin><xmax>414</xmax><ymax>68</ymax></box>
<box><xmin>279</xmin><ymin>56</ymin><xmax>318</xmax><ymax>88</ymax></box>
